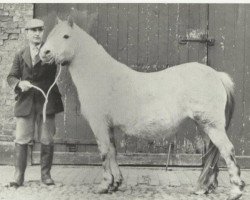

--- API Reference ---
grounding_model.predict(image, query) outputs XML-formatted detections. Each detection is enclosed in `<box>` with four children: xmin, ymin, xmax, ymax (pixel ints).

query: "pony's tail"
<box><xmin>217</xmin><ymin>72</ymin><xmax>235</xmax><ymax>130</ymax></box>
<box><xmin>197</xmin><ymin>141</ymin><xmax>220</xmax><ymax>193</ymax></box>
<box><xmin>196</xmin><ymin>72</ymin><xmax>235</xmax><ymax>193</ymax></box>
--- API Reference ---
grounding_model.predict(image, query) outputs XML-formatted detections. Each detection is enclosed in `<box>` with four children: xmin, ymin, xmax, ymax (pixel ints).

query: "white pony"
<box><xmin>40</xmin><ymin>17</ymin><xmax>245</xmax><ymax>200</ymax></box>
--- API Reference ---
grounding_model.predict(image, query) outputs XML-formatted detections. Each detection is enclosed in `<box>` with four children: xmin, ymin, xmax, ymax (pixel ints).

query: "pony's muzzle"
<box><xmin>44</xmin><ymin>50</ymin><xmax>51</xmax><ymax>55</ymax></box>
<box><xmin>39</xmin><ymin>48</ymin><xmax>53</xmax><ymax>63</ymax></box>
<box><xmin>40</xmin><ymin>49</ymin><xmax>50</xmax><ymax>58</ymax></box>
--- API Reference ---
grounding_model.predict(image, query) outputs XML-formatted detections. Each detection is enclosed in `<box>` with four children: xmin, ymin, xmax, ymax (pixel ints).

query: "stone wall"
<box><xmin>0</xmin><ymin>3</ymin><xmax>33</xmax><ymax>140</ymax></box>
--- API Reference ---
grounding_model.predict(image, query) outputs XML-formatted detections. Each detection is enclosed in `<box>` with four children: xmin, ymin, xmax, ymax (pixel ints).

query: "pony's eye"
<box><xmin>63</xmin><ymin>35</ymin><xmax>69</xmax><ymax>39</ymax></box>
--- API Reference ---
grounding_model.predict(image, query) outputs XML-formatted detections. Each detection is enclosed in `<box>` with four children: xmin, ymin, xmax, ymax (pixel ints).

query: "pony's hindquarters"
<box><xmin>194</xmin><ymin>70</ymin><xmax>244</xmax><ymax>200</ymax></box>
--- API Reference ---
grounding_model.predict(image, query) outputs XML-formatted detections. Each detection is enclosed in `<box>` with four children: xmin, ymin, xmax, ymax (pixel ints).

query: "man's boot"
<box><xmin>9</xmin><ymin>143</ymin><xmax>28</xmax><ymax>188</ymax></box>
<box><xmin>41</xmin><ymin>144</ymin><xmax>55</xmax><ymax>185</ymax></box>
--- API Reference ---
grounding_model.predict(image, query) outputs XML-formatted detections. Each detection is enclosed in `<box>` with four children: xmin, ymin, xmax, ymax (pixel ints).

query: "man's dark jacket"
<box><xmin>7</xmin><ymin>46</ymin><xmax>64</xmax><ymax>117</ymax></box>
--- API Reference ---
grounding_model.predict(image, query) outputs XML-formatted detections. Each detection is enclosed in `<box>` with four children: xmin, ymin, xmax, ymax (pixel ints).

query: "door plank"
<box><xmin>107</xmin><ymin>4</ymin><xmax>118</xmax><ymax>60</ymax></box>
<box><xmin>178</xmin><ymin>4</ymin><xmax>189</xmax><ymax>65</ymax></box>
<box><xmin>147</xmin><ymin>4</ymin><xmax>159</xmax><ymax>67</ymax></box>
<box><xmin>117</xmin><ymin>4</ymin><xmax>128</xmax><ymax>65</ymax></box>
<box><xmin>97</xmin><ymin>4</ymin><xmax>108</xmax><ymax>50</ymax></box>
<box><xmin>158</xmin><ymin>4</ymin><xmax>169</xmax><ymax>67</ymax></box>
<box><xmin>241</xmin><ymin>5</ymin><xmax>250</xmax><ymax>155</ymax></box>
<box><xmin>87</xmin><ymin>4</ymin><xmax>98</xmax><ymax>39</ymax></box>
<box><xmin>127</xmin><ymin>4</ymin><xmax>139</xmax><ymax>66</ymax></box>
<box><xmin>168</xmin><ymin>4</ymin><xmax>179</xmax><ymax>66</ymax></box>
<box><xmin>137</xmin><ymin>4</ymin><xmax>148</xmax><ymax>68</ymax></box>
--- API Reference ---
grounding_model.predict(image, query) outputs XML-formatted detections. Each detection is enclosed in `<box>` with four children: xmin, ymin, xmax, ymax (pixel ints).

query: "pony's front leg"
<box><xmin>90</xmin><ymin>122</ymin><xmax>114</xmax><ymax>193</ymax></box>
<box><xmin>108</xmin><ymin>135</ymin><xmax>123</xmax><ymax>191</ymax></box>
<box><xmin>99</xmin><ymin>148</ymin><xmax>114</xmax><ymax>194</ymax></box>
<box><xmin>99</xmin><ymin>142</ymin><xmax>123</xmax><ymax>193</ymax></box>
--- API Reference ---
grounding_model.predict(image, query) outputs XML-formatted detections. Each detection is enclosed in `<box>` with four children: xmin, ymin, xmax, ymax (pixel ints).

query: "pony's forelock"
<box><xmin>47</xmin><ymin>20</ymin><xmax>73</xmax><ymax>40</ymax></box>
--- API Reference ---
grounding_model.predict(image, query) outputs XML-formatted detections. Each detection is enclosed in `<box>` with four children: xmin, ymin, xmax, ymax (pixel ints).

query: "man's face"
<box><xmin>26</xmin><ymin>27</ymin><xmax>44</xmax><ymax>45</ymax></box>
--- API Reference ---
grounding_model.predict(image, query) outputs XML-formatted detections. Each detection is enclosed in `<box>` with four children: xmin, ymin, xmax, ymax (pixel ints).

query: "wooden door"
<box><xmin>32</xmin><ymin>4</ymin><xmax>209</xmax><ymax>166</ymax></box>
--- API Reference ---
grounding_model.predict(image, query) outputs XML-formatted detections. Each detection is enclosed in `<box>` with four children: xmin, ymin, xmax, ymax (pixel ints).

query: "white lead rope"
<box><xmin>29</xmin><ymin>64</ymin><xmax>62</xmax><ymax>123</ymax></box>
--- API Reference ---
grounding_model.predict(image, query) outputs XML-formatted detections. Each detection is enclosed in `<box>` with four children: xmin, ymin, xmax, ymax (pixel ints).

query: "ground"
<box><xmin>0</xmin><ymin>165</ymin><xmax>249</xmax><ymax>200</ymax></box>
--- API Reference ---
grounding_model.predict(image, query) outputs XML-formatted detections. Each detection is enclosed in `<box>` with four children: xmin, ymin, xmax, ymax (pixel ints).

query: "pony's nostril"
<box><xmin>45</xmin><ymin>50</ymin><xmax>51</xmax><ymax>55</ymax></box>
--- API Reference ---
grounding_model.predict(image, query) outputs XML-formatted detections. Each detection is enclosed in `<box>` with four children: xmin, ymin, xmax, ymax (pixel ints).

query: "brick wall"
<box><xmin>0</xmin><ymin>3</ymin><xmax>33</xmax><ymax>140</ymax></box>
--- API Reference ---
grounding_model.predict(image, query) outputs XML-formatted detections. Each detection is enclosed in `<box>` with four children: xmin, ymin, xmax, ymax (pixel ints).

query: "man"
<box><xmin>7</xmin><ymin>18</ymin><xmax>64</xmax><ymax>187</ymax></box>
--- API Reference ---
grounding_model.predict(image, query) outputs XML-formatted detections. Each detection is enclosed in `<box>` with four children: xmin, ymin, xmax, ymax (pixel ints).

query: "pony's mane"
<box><xmin>71</xmin><ymin>22</ymin><xmax>121</xmax><ymax>68</ymax></box>
<box><xmin>71</xmin><ymin>23</ymin><xmax>100</xmax><ymax>51</ymax></box>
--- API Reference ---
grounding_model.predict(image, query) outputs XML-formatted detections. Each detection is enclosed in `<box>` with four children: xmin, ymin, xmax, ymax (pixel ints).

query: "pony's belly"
<box><xmin>118</xmin><ymin>119</ymin><xmax>181</xmax><ymax>139</ymax></box>
<box><xmin>113</xmin><ymin>104</ymin><xmax>187</xmax><ymax>139</ymax></box>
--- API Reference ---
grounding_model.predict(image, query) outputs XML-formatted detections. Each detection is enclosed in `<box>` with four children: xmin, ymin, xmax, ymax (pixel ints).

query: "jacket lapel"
<box><xmin>33</xmin><ymin>54</ymin><xmax>41</xmax><ymax>66</ymax></box>
<box><xmin>22</xmin><ymin>46</ymin><xmax>32</xmax><ymax>68</ymax></box>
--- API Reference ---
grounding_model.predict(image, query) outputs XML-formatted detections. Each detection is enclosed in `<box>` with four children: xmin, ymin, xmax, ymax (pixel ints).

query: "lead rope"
<box><xmin>29</xmin><ymin>64</ymin><xmax>62</xmax><ymax>123</ymax></box>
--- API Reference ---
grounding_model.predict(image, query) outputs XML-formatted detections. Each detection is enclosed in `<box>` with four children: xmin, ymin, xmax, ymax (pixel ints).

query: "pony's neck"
<box><xmin>72</xmin><ymin>25</ymin><xmax>115</xmax><ymax>71</ymax></box>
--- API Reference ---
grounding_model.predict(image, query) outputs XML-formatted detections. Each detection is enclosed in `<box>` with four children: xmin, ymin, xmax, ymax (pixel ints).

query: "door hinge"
<box><xmin>179</xmin><ymin>34</ymin><xmax>215</xmax><ymax>46</ymax></box>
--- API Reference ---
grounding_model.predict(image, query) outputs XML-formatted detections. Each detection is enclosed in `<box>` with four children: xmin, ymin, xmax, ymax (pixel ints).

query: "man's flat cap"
<box><xmin>25</xmin><ymin>19</ymin><xmax>44</xmax><ymax>30</ymax></box>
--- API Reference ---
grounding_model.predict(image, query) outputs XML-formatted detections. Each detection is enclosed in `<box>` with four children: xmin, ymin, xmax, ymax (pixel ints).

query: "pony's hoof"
<box><xmin>239</xmin><ymin>180</ymin><xmax>246</xmax><ymax>191</ymax></box>
<box><xmin>117</xmin><ymin>178</ymin><xmax>123</xmax><ymax>187</ymax></box>
<box><xmin>227</xmin><ymin>192</ymin><xmax>242</xmax><ymax>200</ymax></box>
<box><xmin>227</xmin><ymin>180</ymin><xmax>245</xmax><ymax>200</ymax></box>
<box><xmin>8</xmin><ymin>182</ymin><xmax>22</xmax><ymax>189</ymax></box>
<box><xmin>97</xmin><ymin>187</ymin><xmax>109</xmax><ymax>194</ymax></box>
<box><xmin>193</xmin><ymin>189</ymin><xmax>207</xmax><ymax>195</ymax></box>
<box><xmin>194</xmin><ymin>183</ymin><xmax>217</xmax><ymax>195</ymax></box>
<box><xmin>108</xmin><ymin>182</ymin><xmax>120</xmax><ymax>192</ymax></box>
<box><xmin>108</xmin><ymin>186</ymin><xmax>117</xmax><ymax>192</ymax></box>
<box><xmin>96</xmin><ymin>183</ymin><xmax>111</xmax><ymax>194</ymax></box>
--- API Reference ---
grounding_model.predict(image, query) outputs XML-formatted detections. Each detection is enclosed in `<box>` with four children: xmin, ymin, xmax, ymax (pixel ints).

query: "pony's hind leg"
<box><xmin>205</xmin><ymin>127</ymin><xmax>245</xmax><ymax>200</ymax></box>
<box><xmin>196</xmin><ymin>140</ymin><xmax>220</xmax><ymax>195</ymax></box>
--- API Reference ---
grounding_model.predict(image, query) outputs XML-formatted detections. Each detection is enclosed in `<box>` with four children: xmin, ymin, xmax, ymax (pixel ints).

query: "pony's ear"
<box><xmin>67</xmin><ymin>15</ymin><xmax>74</xmax><ymax>28</ymax></box>
<box><xmin>55</xmin><ymin>16</ymin><xmax>62</xmax><ymax>24</ymax></box>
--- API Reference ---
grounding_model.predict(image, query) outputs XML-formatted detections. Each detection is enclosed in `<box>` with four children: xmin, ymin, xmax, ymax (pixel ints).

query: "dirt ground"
<box><xmin>0</xmin><ymin>166</ymin><xmax>249</xmax><ymax>200</ymax></box>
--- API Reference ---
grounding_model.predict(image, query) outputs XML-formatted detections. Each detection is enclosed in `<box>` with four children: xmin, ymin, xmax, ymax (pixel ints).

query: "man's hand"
<box><xmin>18</xmin><ymin>80</ymin><xmax>32</xmax><ymax>92</ymax></box>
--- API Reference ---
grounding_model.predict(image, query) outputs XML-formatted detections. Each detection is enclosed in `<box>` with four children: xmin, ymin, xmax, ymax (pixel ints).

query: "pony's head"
<box><xmin>40</xmin><ymin>16</ymin><xmax>77</xmax><ymax>66</ymax></box>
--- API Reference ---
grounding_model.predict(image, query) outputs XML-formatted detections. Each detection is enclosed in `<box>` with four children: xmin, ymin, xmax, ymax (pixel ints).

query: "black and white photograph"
<box><xmin>0</xmin><ymin>1</ymin><xmax>250</xmax><ymax>199</ymax></box>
